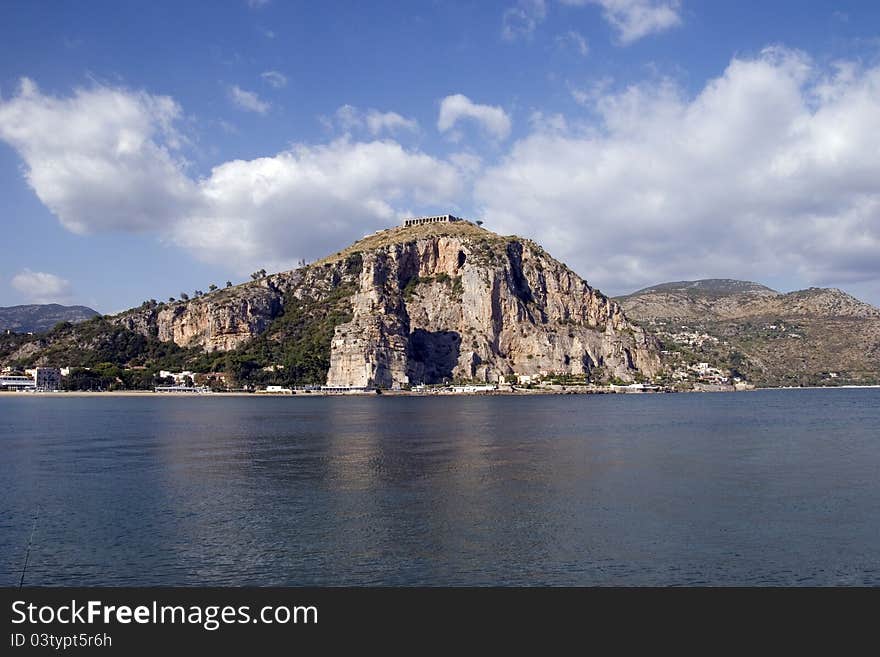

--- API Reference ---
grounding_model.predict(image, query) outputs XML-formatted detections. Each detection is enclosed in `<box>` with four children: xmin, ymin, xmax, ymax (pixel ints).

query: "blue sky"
<box><xmin>2</xmin><ymin>0</ymin><xmax>880</xmax><ymax>311</ymax></box>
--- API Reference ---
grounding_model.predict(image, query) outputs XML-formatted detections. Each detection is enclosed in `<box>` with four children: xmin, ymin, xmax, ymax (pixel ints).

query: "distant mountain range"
<box><xmin>0</xmin><ymin>304</ymin><xmax>100</xmax><ymax>334</ymax></box>
<box><xmin>616</xmin><ymin>279</ymin><xmax>880</xmax><ymax>387</ymax></box>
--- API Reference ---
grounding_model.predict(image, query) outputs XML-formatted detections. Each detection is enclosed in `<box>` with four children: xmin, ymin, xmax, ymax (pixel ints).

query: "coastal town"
<box><xmin>0</xmin><ymin>362</ymin><xmax>753</xmax><ymax>395</ymax></box>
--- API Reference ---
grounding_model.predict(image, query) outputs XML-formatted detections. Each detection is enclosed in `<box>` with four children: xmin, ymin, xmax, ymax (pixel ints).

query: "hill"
<box><xmin>623</xmin><ymin>279</ymin><xmax>777</xmax><ymax>298</ymax></box>
<box><xmin>617</xmin><ymin>280</ymin><xmax>880</xmax><ymax>387</ymax></box>
<box><xmin>0</xmin><ymin>304</ymin><xmax>99</xmax><ymax>334</ymax></box>
<box><xmin>1</xmin><ymin>221</ymin><xmax>660</xmax><ymax>389</ymax></box>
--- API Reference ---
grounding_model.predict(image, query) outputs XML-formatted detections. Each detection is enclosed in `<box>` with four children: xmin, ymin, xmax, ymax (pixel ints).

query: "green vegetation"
<box><xmin>0</xmin><ymin>316</ymin><xmax>214</xmax><ymax>390</ymax></box>
<box><xmin>543</xmin><ymin>372</ymin><xmax>590</xmax><ymax>385</ymax></box>
<box><xmin>403</xmin><ymin>275</ymin><xmax>423</xmax><ymax>300</ymax></box>
<box><xmin>0</xmin><ymin>253</ymin><xmax>365</xmax><ymax>390</ymax></box>
<box><xmin>5</xmin><ymin>316</ymin><xmax>192</xmax><ymax>370</ymax></box>
<box><xmin>228</xmin><ymin>280</ymin><xmax>358</xmax><ymax>386</ymax></box>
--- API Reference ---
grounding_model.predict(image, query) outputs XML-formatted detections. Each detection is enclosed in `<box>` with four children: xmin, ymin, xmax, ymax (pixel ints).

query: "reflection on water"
<box><xmin>1</xmin><ymin>389</ymin><xmax>879</xmax><ymax>585</ymax></box>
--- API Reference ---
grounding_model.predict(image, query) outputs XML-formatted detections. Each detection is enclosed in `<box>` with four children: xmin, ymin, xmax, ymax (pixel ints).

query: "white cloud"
<box><xmin>563</xmin><ymin>0</ymin><xmax>682</xmax><ymax>44</ymax></box>
<box><xmin>246</xmin><ymin>0</ymin><xmax>270</xmax><ymax>8</ymax></box>
<box><xmin>502</xmin><ymin>0</ymin><xmax>547</xmax><ymax>41</ymax></box>
<box><xmin>0</xmin><ymin>79</ymin><xmax>461</xmax><ymax>275</ymax></box>
<box><xmin>330</xmin><ymin>104</ymin><xmax>361</xmax><ymax>133</ymax></box>
<box><xmin>475</xmin><ymin>47</ymin><xmax>880</xmax><ymax>294</ymax></box>
<box><xmin>0</xmin><ymin>78</ymin><xmax>195</xmax><ymax>233</ymax></box>
<box><xmin>449</xmin><ymin>151</ymin><xmax>484</xmax><ymax>177</ymax></box>
<box><xmin>11</xmin><ymin>270</ymin><xmax>73</xmax><ymax>304</ymax></box>
<box><xmin>7</xmin><ymin>49</ymin><xmax>880</xmax><ymax>301</ymax></box>
<box><xmin>260</xmin><ymin>70</ymin><xmax>287</xmax><ymax>88</ymax></box>
<box><xmin>556</xmin><ymin>30</ymin><xmax>589</xmax><ymax>56</ymax></box>
<box><xmin>173</xmin><ymin>139</ymin><xmax>462</xmax><ymax>271</ymax></box>
<box><xmin>323</xmin><ymin>105</ymin><xmax>419</xmax><ymax>137</ymax></box>
<box><xmin>365</xmin><ymin>110</ymin><xmax>418</xmax><ymax>136</ymax></box>
<box><xmin>228</xmin><ymin>85</ymin><xmax>270</xmax><ymax>114</ymax></box>
<box><xmin>437</xmin><ymin>94</ymin><xmax>512</xmax><ymax>140</ymax></box>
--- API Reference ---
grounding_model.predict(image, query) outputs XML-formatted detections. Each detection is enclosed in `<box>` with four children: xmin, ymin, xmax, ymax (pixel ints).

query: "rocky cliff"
<box><xmin>115</xmin><ymin>274</ymin><xmax>298</xmax><ymax>352</ymax></box>
<box><xmin>323</xmin><ymin>222</ymin><xmax>659</xmax><ymax>386</ymax></box>
<box><xmin>4</xmin><ymin>222</ymin><xmax>660</xmax><ymax>387</ymax></box>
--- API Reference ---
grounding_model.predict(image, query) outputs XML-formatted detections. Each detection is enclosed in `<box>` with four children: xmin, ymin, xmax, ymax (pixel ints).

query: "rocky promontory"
<box><xmin>323</xmin><ymin>222</ymin><xmax>659</xmax><ymax>386</ymax></box>
<box><xmin>98</xmin><ymin>220</ymin><xmax>660</xmax><ymax>387</ymax></box>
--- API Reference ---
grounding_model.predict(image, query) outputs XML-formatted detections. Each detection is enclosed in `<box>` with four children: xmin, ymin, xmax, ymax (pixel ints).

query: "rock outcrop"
<box><xmin>325</xmin><ymin>222</ymin><xmax>659</xmax><ymax>386</ymax></box>
<box><xmin>91</xmin><ymin>221</ymin><xmax>660</xmax><ymax>386</ymax></box>
<box><xmin>115</xmin><ymin>275</ymin><xmax>298</xmax><ymax>352</ymax></box>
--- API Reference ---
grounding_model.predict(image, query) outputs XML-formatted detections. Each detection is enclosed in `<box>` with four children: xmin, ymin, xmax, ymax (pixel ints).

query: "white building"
<box><xmin>159</xmin><ymin>370</ymin><xmax>196</xmax><ymax>384</ymax></box>
<box><xmin>450</xmin><ymin>384</ymin><xmax>497</xmax><ymax>393</ymax></box>
<box><xmin>261</xmin><ymin>385</ymin><xmax>293</xmax><ymax>394</ymax></box>
<box><xmin>0</xmin><ymin>375</ymin><xmax>35</xmax><ymax>390</ymax></box>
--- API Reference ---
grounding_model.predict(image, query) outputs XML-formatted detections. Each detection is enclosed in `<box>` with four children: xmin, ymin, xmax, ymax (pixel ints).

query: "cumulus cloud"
<box><xmin>260</xmin><ymin>70</ymin><xmax>287</xmax><ymax>88</ymax></box>
<box><xmin>476</xmin><ymin>47</ymin><xmax>880</xmax><ymax>294</ymax></box>
<box><xmin>7</xmin><ymin>49</ymin><xmax>880</xmax><ymax>301</ymax></box>
<box><xmin>437</xmin><ymin>94</ymin><xmax>512</xmax><ymax>140</ymax></box>
<box><xmin>563</xmin><ymin>0</ymin><xmax>682</xmax><ymax>44</ymax></box>
<box><xmin>0</xmin><ymin>79</ymin><xmax>461</xmax><ymax>274</ymax></box>
<box><xmin>228</xmin><ymin>85</ymin><xmax>270</xmax><ymax>114</ymax></box>
<box><xmin>174</xmin><ymin>139</ymin><xmax>462</xmax><ymax>271</ymax></box>
<box><xmin>324</xmin><ymin>105</ymin><xmax>419</xmax><ymax>137</ymax></box>
<box><xmin>365</xmin><ymin>110</ymin><xmax>419</xmax><ymax>136</ymax></box>
<box><xmin>11</xmin><ymin>270</ymin><xmax>73</xmax><ymax>304</ymax></box>
<box><xmin>0</xmin><ymin>78</ymin><xmax>195</xmax><ymax>233</ymax></box>
<box><xmin>501</xmin><ymin>0</ymin><xmax>547</xmax><ymax>41</ymax></box>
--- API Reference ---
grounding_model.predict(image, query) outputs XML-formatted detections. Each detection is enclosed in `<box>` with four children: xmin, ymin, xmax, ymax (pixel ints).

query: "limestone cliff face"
<box><xmin>326</xmin><ymin>223</ymin><xmax>660</xmax><ymax>386</ymax></box>
<box><xmin>115</xmin><ymin>275</ymin><xmax>297</xmax><ymax>352</ymax></box>
<box><xmin>110</xmin><ymin>222</ymin><xmax>660</xmax><ymax>386</ymax></box>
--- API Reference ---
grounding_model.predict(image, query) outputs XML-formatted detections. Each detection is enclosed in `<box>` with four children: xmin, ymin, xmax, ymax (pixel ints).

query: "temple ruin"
<box><xmin>403</xmin><ymin>214</ymin><xmax>463</xmax><ymax>227</ymax></box>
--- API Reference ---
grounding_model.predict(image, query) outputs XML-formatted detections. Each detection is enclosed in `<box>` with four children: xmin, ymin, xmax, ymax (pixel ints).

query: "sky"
<box><xmin>1</xmin><ymin>0</ymin><xmax>880</xmax><ymax>312</ymax></box>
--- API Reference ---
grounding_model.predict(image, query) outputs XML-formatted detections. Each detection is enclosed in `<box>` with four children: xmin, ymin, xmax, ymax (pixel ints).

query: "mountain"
<box><xmin>1</xmin><ymin>221</ymin><xmax>660</xmax><ymax>388</ymax></box>
<box><xmin>0</xmin><ymin>304</ymin><xmax>99</xmax><ymax>334</ymax></box>
<box><xmin>617</xmin><ymin>280</ymin><xmax>880</xmax><ymax>387</ymax></box>
<box><xmin>625</xmin><ymin>279</ymin><xmax>778</xmax><ymax>297</ymax></box>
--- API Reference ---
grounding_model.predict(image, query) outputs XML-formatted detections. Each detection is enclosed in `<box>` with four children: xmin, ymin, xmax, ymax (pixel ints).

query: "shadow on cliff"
<box><xmin>408</xmin><ymin>329</ymin><xmax>461</xmax><ymax>384</ymax></box>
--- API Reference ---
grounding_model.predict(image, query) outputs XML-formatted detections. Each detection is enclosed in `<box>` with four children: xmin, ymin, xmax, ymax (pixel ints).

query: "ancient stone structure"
<box><xmin>403</xmin><ymin>214</ymin><xmax>463</xmax><ymax>227</ymax></box>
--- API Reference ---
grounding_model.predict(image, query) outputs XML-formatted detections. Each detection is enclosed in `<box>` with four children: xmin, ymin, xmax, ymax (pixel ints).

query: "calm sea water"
<box><xmin>1</xmin><ymin>389</ymin><xmax>879</xmax><ymax>586</ymax></box>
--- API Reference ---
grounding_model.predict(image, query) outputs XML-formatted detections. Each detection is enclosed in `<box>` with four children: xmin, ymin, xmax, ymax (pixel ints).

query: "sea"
<box><xmin>1</xmin><ymin>388</ymin><xmax>878</xmax><ymax>586</ymax></box>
